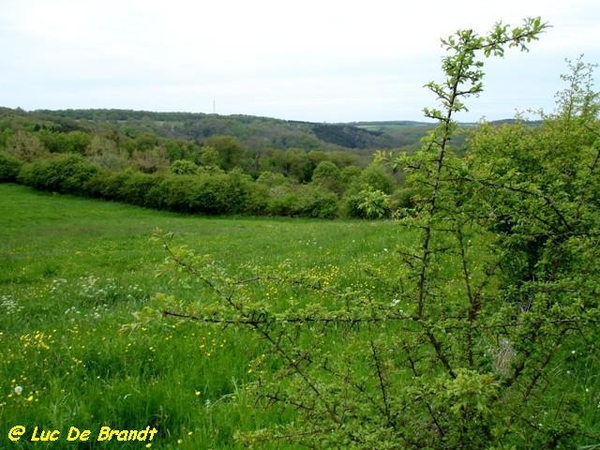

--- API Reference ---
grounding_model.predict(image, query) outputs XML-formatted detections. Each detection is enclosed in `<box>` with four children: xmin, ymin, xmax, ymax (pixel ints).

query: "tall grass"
<box><xmin>0</xmin><ymin>184</ymin><xmax>403</xmax><ymax>449</ymax></box>
<box><xmin>5</xmin><ymin>184</ymin><xmax>596</xmax><ymax>448</ymax></box>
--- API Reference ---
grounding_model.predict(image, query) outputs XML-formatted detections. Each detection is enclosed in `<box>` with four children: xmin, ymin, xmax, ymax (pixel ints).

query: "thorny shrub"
<box><xmin>131</xmin><ymin>18</ymin><xmax>600</xmax><ymax>449</ymax></box>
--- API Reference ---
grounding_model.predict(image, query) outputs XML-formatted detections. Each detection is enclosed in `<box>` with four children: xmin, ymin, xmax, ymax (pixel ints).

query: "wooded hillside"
<box><xmin>17</xmin><ymin>108</ymin><xmax>435</xmax><ymax>152</ymax></box>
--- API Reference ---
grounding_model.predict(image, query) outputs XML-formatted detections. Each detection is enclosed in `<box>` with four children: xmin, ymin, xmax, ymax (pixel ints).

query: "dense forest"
<box><xmin>0</xmin><ymin>107</ymin><xmax>441</xmax><ymax>219</ymax></box>
<box><xmin>11</xmin><ymin>107</ymin><xmax>436</xmax><ymax>151</ymax></box>
<box><xmin>0</xmin><ymin>107</ymin><xmax>532</xmax><ymax>219</ymax></box>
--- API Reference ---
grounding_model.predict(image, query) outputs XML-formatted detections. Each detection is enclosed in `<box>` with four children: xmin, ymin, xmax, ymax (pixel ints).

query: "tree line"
<box><xmin>0</xmin><ymin>113</ymin><xmax>416</xmax><ymax>218</ymax></box>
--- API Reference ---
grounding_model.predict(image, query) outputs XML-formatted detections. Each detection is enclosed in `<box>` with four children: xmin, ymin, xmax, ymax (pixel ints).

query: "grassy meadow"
<box><xmin>0</xmin><ymin>183</ymin><xmax>405</xmax><ymax>449</ymax></box>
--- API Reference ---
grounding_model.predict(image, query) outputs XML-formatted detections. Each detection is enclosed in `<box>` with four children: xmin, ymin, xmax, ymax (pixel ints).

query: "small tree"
<box><xmin>199</xmin><ymin>145</ymin><xmax>220</xmax><ymax>170</ymax></box>
<box><xmin>311</xmin><ymin>160</ymin><xmax>343</xmax><ymax>194</ymax></box>
<box><xmin>138</xmin><ymin>17</ymin><xmax>598</xmax><ymax>449</ymax></box>
<box><xmin>356</xmin><ymin>163</ymin><xmax>395</xmax><ymax>194</ymax></box>
<box><xmin>0</xmin><ymin>152</ymin><xmax>23</xmax><ymax>181</ymax></box>
<box><xmin>131</xmin><ymin>146</ymin><xmax>170</xmax><ymax>173</ymax></box>
<box><xmin>357</xmin><ymin>187</ymin><xmax>391</xmax><ymax>219</ymax></box>
<box><xmin>170</xmin><ymin>159</ymin><xmax>198</xmax><ymax>175</ymax></box>
<box><xmin>6</xmin><ymin>130</ymin><xmax>47</xmax><ymax>162</ymax></box>
<box><xmin>203</xmin><ymin>135</ymin><xmax>247</xmax><ymax>171</ymax></box>
<box><xmin>86</xmin><ymin>134</ymin><xmax>128</xmax><ymax>171</ymax></box>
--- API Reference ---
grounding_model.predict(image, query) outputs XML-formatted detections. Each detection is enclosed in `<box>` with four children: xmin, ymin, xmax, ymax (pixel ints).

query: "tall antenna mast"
<box><xmin>213</xmin><ymin>99</ymin><xmax>216</xmax><ymax>114</ymax></box>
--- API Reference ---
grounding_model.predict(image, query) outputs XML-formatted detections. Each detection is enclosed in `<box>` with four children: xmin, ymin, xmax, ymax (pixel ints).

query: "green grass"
<box><xmin>0</xmin><ymin>184</ymin><xmax>403</xmax><ymax>449</ymax></box>
<box><xmin>3</xmin><ymin>184</ymin><xmax>597</xmax><ymax>449</ymax></box>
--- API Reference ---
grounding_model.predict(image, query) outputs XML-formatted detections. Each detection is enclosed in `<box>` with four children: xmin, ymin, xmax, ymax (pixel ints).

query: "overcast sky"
<box><xmin>1</xmin><ymin>0</ymin><xmax>599</xmax><ymax>122</ymax></box>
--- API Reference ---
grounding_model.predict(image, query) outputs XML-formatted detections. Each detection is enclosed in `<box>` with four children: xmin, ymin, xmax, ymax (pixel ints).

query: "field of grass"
<box><xmin>0</xmin><ymin>184</ymin><xmax>404</xmax><ymax>449</ymax></box>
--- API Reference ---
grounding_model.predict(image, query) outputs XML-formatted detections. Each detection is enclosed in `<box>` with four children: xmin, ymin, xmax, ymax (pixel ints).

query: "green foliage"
<box><xmin>462</xmin><ymin>58</ymin><xmax>600</xmax><ymax>325</ymax></box>
<box><xmin>381</xmin><ymin>17</ymin><xmax>598</xmax><ymax>449</ymax></box>
<box><xmin>357</xmin><ymin>187</ymin><xmax>391</xmax><ymax>219</ymax></box>
<box><xmin>0</xmin><ymin>108</ymin><xmax>439</xmax><ymax>198</ymax></box>
<box><xmin>356</xmin><ymin>163</ymin><xmax>395</xmax><ymax>194</ymax></box>
<box><xmin>199</xmin><ymin>145</ymin><xmax>220</xmax><ymax>168</ymax></box>
<box><xmin>0</xmin><ymin>127</ymin><xmax>11</xmax><ymax>149</ymax></box>
<box><xmin>0</xmin><ymin>151</ymin><xmax>23</xmax><ymax>182</ymax></box>
<box><xmin>16</xmin><ymin>157</ymin><xmax>349</xmax><ymax>219</ymax></box>
<box><xmin>296</xmin><ymin>185</ymin><xmax>339</xmax><ymax>219</ymax></box>
<box><xmin>200</xmin><ymin>171</ymin><xmax>249</xmax><ymax>214</ymax></box>
<box><xmin>139</xmin><ymin>17</ymin><xmax>600</xmax><ymax>450</ymax></box>
<box><xmin>341</xmin><ymin>164</ymin><xmax>397</xmax><ymax>218</ymax></box>
<box><xmin>6</xmin><ymin>130</ymin><xmax>48</xmax><ymax>162</ymax></box>
<box><xmin>309</xmin><ymin>122</ymin><xmax>393</xmax><ymax>148</ymax></box>
<box><xmin>256</xmin><ymin>171</ymin><xmax>288</xmax><ymax>187</ymax></box>
<box><xmin>265</xmin><ymin>184</ymin><xmax>338</xmax><ymax>219</ymax></box>
<box><xmin>263</xmin><ymin>148</ymin><xmax>314</xmax><ymax>182</ymax></box>
<box><xmin>203</xmin><ymin>135</ymin><xmax>248</xmax><ymax>171</ymax></box>
<box><xmin>343</xmin><ymin>187</ymin><xmax>392</xmax><ymax>219</ymax></box>
<box><xmin>151</xmin><ymin>175</ymin><xmax>207</xmax><ymax>212</ymax></box>
<box><xmin>22</xmin><ymin>108</ymin><xmax>415</xmax><ymax>153</ymax></box>
<box><xmin>3</xmin><ymin>183</ymin><xmax>415</xmax><ymax>449</ymax></box>
<box><xmin>85</xmin><ymin>169</ymin><xmax>136</xmax><ymax>201</ymax></box>
<box><xmin>0</xmin><ymin>108</ymin><xmax>423</xmax><ymax>220</ymax></box>
<box><xmin>389</xmin><ymin>186</ymin><xmax>418</xmax><ymax>212</ymax></box>
<box><xmin>38</xmin><ymin>129</ymin><xmax>91</xmax><ymax>154</ymax></box>
<box><xmin>264</xmin><ymin>184</ymin><xmax>300</xmax><ymax>217</ymax></box>
<box><xmin>131</xmin><ymin>145</ymin><xmax>170</xmax><ymax>173</ymax></box>
<box><xmin>86</xmin><ymin>134</ymin><xmax>128</xmax><ymax>171</ymax></box>
<box><xmin>311</xmin><ymin>160</ymin><xmax>343</xmax><ymax>194</ymax></box>
<box><xmin>170</xmin><ymin>159</ymin><xmax>198</xmax><ymax>175</ymax></box>
<box><xmin>18</xmin><ymin>154</ymin><xmax>101</xmax><ymax>196</ymax></box>
<box><xmin>340</xmin><ymin>164</ymin><xmax>362</xmax><ymax>186</ymax></box>
<box><xmin>242</xmin><ymin>181</ymin><xmax>270</xmax><ymax>216</ymax></box>
<box><xmin>87</xmin><ymin>170</ymin><xmax>254</xmax><ymax>215</ymax></box>
<box><xmin>118</xmin><ymin>171</ymin><xmax>163</xmax><ymax>207</ymax></box>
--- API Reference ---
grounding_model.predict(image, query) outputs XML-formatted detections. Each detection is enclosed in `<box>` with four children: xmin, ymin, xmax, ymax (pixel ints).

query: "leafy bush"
<box><xmin>141</xmin><ymin>18</ymin><xmax>600</xmax><ymax>450</ymax></box>
<box><xmin>0</xmin><ymin>152</ymin><xmax>23</xmax><ymax>182</ymax></box>
<box><xmin>357</xmin><ymin>187</ymin><xmax>391</xmax><ymax>219</ymax></box>
<box><xmin>340</xmin><ymin>165</ymin><xmax>362</xmax><ymax>187</ymax></box>
<box><xmin>256</xmin><ymin>171</ymin><xmax>288</xmax><ymax>187</ymax></box>
<box><xmin>264</xmin><ymin>184</ymin><xmax>337</xmax><ymax>218</ymax></box>
<box><xmin>118</xmin><ymin>172</ymin><xmax>163</xmax><ymax>208</ymax></box>
<box><xmin>6</xmin><ymin>130</ymin><xmax>48</xmax><ymax>162</ymax></box>
<box><xmin>342</xmin><ymin>187</ymin><xmax>391</xmax><ymax>219</ymax></box>
<box><xmin>466</xmin><ymin>57</ymin><xmax>600</xmax><ymax>308</ymax></box>
<box><xmin>342</xmin><ymin>163</ymin><xmax>397</xmax><ymax>218</ymax></box>
<box><xmin>170</xmin><ymin>159</ymin><xmax>198</xmax><ymax>175</ymax></box>
<box><xmin>38</xmin><ymin>130</ymin><xmax>91</xmax><ymax>154</ymax></box>
<box><xmin>87</xmin><ymin>169</ymin><xmax>257</xmax><ymax>215</ymax></box>
<box><xmin>150</xmin><ymin>175</ymin><xmax>200</xmax><ymax>212</ymax></box>
<box><xmin>18</xmin><ymin>154</ymin><xmax>100</xmax><ymax>196</ymax></box>
<box><xmin>356</xmin><ymin>163</ymin><xmax>395</xmax><ymax>194</ymax></box>
<box><xmin>265</xmin><ymin>184</ymin><xmax>301</xmax><ymax>217</ymax></box>
<box><xmin>85</xmin><ymin>170</ymin><xmax>133</xmax><ymax>201</ymax></box>
<box><xmin>340</xmin><ymin>189</ymin><xmax>362</xmax><ymax>218</ymax></box>
<box><xmin>311</xmin><ymin>160</ymin><xmax>343</xmax><ymax>194</ymax></box>
<box><xmin>219</xmin><ymin>170</ymin><xmax>254</xmax><ymax>214</ymax></box>
<box><xmin>149</xmin><ymin>171</ymin><xmax>253</xmax><ymax>215</ymax></box>
<box><xmin>295</xmin><ymin>185</ymin><xmax>339</xmax><ymax>219</ymax></box>
<box><xmin>243</xmin><ymin>181</ymin><xmax>270</xmax><ymax>216</ymax></box>
<box><xmin>390</xmin><ymin>186</ymin><xmax>419</xmax><ymax>213</ymax></box>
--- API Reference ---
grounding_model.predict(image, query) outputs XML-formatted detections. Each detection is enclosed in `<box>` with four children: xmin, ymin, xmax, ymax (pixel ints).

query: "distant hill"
<box><xmin>23</xmin><ymin>109</ymin><xmax>438</xmax><ymax>152</ymax></box>
<box><xmin>351</xmin><ymin>121</ymin><xmax>438</xmax><ymax>148</ymax></box>
<box><xmin>2</xmin><ymin>108</ymin><xmax>533</xmax><ymax>155</ymax></box>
